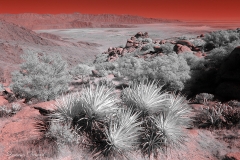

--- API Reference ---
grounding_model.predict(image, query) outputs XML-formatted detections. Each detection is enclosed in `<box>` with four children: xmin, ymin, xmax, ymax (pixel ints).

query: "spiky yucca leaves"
<box><xmin>81</xmin><ymin>85</ymin><xmax>120</xmax><ymax>119</ymax></box>
<box><xmin>51</xmin><ymin>92</ymin><xmax>84</xmax><ymax>123</ymax></box>
<box><xmin>140</xmin><ymin>117</ymin><xmax>164</xmax><ymax>158</ymax></box>
<box><xmin>92</xmin><ymin>108</ymin><xmax>142</xmax><ymax>159</ymax></box>
<box><xmin>74</xmin><ymin>85</ymin><xmax>120</xmax><ymax>136</ymax></box>
<box><xmin>122</xmin><ymin>81</ymin><xmax>170</xmax><ymax>116</ymax></box>
<box><xmin>140</xmin><ymin>94</ymin><xmax>192</xmax><ymax>158</ymax></box>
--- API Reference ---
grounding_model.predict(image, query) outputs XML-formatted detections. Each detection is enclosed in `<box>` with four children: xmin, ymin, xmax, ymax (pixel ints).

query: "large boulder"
<box><xmin>174</xmin><ymin>44</ymin><xmax>192</xmax><ymax>54</ymax></box>
<box><xmin>176</xmin><ymin>40</ymin><xmax>194</xmax><ymax>48</ymax></box>
<box><xmin>215</xmin><ymin>47</ymin><xmax>240</xmax><ymax>100</ymax></box>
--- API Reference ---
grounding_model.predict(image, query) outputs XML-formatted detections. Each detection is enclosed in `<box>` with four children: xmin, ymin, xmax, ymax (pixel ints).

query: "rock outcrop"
<box><xmin>215</xmin><ymin>46</ymin><xmax>240</xmax><ymax>100</ymax></box>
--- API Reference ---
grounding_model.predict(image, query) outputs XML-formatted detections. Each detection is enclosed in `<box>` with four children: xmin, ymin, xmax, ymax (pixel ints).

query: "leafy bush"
<box><xmin>195</xmin><ymin>102</ymin><xmax>240</xmax><ymax>129</ymax></box>
<box><xmin>93</xmin><ymin>53</ymin><xmax>108</xmax><ymax>63</ymax></box>
<box><xmin>160</xmin><ymin>43</ymin><xmax>175</xmax><ymax>54</ymax></box>
<box><xmin>116</xmin><ymin>53</ymin><xmax>191</xmax><ymax>91</ymax></box>
<box><xmin>195</xmin><ymin>93</ymin><xmax>214</xmax><ymax>104</ymax></box>
<box><xmin>205</xmin><ymin>47</ymin><xmax>229</xmax><ymax>68</ymax></box>
<box><xmin>70</xmin><ymin>63</ymin><xmax>92</xmax><ymax>80</ymax></box>
<box><xmin>0</xmin><ymin>103</ymin><xmax>21</xmax><ymax>117</ymax></box>
<box><xmin>45</xmin><ymin>121</ymin><xmax>80</xmax><ymax>147</ymax></box>
<box><xmin>11</xmin><ymin>51</ymin><xmax>71</xmax><ymax>101</ymax></box>
<box><xmin>0</xmin><ymin>83</ymin><xmax>4</xmax><ymax>92</ymax></box>
<box><xmin>204</xmin><ymin>29</ymin><xmax>240</xmax><ymax>47</ymax></box>
<box><xmin>141</xmin><ymin>53</ymin><xmax>191</xmax><ymax>91</ymax></box>
<box><xmin>179</xmin><ymin>52</ymin><xmax>205</xmax><ymax>69</ymax></box>
<box><xmin>192</xmin><ymin>38</ymin><xmax>206</xmax><ymax>47</ymax></box>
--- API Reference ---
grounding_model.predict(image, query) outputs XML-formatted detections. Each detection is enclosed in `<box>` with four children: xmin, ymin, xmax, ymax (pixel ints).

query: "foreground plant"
<box><xmin>122</xmin><ymin>81</ymin><xmax>169</xmax><ymax>116</ymax></box>
<box><xmin>92</xmin><ymin>108</ymin><xmax>142</xmax><ymax>159</ymax></box>
<box><xmin>140</xmin><ymin>94</ymin><xmax>192</xmax><ymax>158</ymax></box>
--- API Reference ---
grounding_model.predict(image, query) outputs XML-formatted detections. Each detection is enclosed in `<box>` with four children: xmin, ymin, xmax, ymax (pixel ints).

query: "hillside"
<box><xmin>0</xmin><ymin>19</ymin><xmax>101</xmax><ymax>85</ymax></box>
<box><xmin>0</xmin><ymin>13</ymin><xmax>179</xmax><ymax>30</ymax></box>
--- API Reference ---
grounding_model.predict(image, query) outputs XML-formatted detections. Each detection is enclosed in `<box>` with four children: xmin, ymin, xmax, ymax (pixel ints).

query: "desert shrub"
<box><xmin>94</xmin><ymin>61</ymin><xmax>116</xmax><ymax>71</ymax></box>
<box><xmin>70</xmin><ymin>63</ymin><xmax>92</xmax><ymax>80</ymax></box>
<box><xmin>11</xmin><ymin>51</ymin><xmax>71</xmax><ymax>101</ymax></box>
<box><xmin>116</xmin><ymin>53</ymin><xmax>191</xmax><ymax>91</ymax></box>
<box><xmin>142</xmin><ymin>38</ymin><xmax>153</xmax><ymax>43</ymax></box>
<box><xmin>116</xmin><ymin>56</ymin><xmax>144</xmax><ymax>79</ymax></box>
<box><xmin>204</xmin><ymin>29</ymin><xmax>240</xmax><ymax>47</ymax></box>
<box><xmin>195</xmin><ymin>93</ymin><xmax>214</xmax><ymax>104</ymax></box>
<box><xmin>205</xmin><ymin>47</ymin><xmax>229</xmax><ymax>68</ymax></box>
<box><xmin>140</xmin><ymin>43</ymin><xmax>155</xmax><ymax>55</ymax></box>
<box><xmin>227</xmin><ymin>100</ymin><xmax>240</xmax><ymax>108</ymax></box>
<box><xmin>96</xmin><ymin>78</ymin><xmax>116</xmax><ymax>88</ymax></box>
<box><xmin>195</xmin><ymin>102</ymin><xmax>240</xmax><ymax>129</ymax></box>
<box><xmin>0</xmin><ymin>83</ymin><xmax>4</xmax><ymax>92</ymax></box>
<box><xmin>160</xmin><ymin>43</ymin><xmax>175</xmax><ymax>54</ymax></box>
<box><xmin>0</xmin><ymin>103</ymin><xmax>21</xmax><ymax>117</ymax></box>
<box><xmin>142</xmin><ymin>53</ymin><xmax>191</xmax><ymax>91</ymax></box>
<box><xmin>45</xmin><ymin>121</ymin><xmax>80</xmax><ymax>147</ymax></box>
<box><xmin>179</xmin><ymin>52</ymin><xmax>205</xmax><ymax>69</ymax></box>
<box><xmin>192</xmin><ymin>38</ymin><xmax>206</xmax><ymax>47</ymax></box>
<box><xmin>93</xmin><ymin>53</ymin><xmax>108</xmax><ymax>63</ymax></box>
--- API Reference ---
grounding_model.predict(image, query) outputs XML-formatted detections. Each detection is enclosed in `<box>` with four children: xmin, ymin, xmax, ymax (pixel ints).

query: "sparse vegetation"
<box><xmin>0</xmin><ymin>103</ymin><xmax>21</xmax><ymax>117</ymax></box>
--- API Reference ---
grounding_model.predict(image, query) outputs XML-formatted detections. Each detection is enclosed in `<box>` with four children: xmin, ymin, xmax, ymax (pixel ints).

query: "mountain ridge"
<box><xmin>0</xmin><ymin>13</ymin><xmax>180</xmax><ymax>30</ymax></box>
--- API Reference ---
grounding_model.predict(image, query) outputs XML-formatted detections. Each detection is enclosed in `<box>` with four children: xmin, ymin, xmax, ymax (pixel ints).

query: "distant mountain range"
<box><xmin>0</xmin><ymin>13</ymin><xmax>180</xmax><ymax>30</ymax></box>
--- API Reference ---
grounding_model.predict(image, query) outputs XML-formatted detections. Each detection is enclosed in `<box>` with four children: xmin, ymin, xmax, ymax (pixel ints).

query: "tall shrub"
<box><xmin>11</xmin><ymin>51</ymin><xmax>71</xmax><ymax>101</ymax></box>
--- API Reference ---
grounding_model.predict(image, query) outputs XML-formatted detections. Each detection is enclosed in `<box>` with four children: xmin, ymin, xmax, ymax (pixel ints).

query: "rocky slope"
<box><xmin>0</xmin><ymin>13</ymin><xmax>179</xmax><ymax>30</ymax></box>
<box><xmin>0</xmin><ymin>19</ymin><xmax>100</xmax><ymax>85</ymax></box>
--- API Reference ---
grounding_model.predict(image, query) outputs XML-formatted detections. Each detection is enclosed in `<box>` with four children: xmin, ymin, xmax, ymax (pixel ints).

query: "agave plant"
<box><xmin>93</xmin><ymin>108</ymin><xmax>142</xmax><ymax>159</ymax></box>
<box><xmin>122</xmin><ymin>81</ymin><xmax>170</xmax><ymax>116</ymax></box>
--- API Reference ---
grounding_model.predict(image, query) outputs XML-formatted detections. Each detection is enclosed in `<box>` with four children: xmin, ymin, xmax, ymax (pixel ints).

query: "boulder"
<box><xmin>143</xmin><ymin>32</ymin><xmax>149</xmax><ymax>38</ymax></box>
<box><xmin>176</xmin><ymin>40</ymin><xmax>194</xmax><ymax>48</ymax></box>
<box><xmin>174</xmin><ymin>44</ymin><xmax>192</xmax><ymax>54</ymax></box>
<box><xmin>92</xmin><ymin>70</ymin><xmax>101</xmax><ymax>77</ymax></box>
<box><xmin>224</xmin><ymin>152</ymin><xmax>240</xmax><ymax>160</ymax></box>
<box><xmin>192</xmin><ymin>46</ymin><xmax>201</xmax><ymax>51</ymax></box>
<box><xmin>126</xmin><ymin>39</ymin><xmax>133</xmax><ymax>48</ymax></box>
<box><xmin>200</xmin><ymin>34</ymin><xmax>204</xmax><ymax>37</ymax></box>
<box><xmin>194</xmin><ymin>52</ymin><xmax>204</xmax><ymax>58</ymax></box>
<box><xmin>160</xmin><ymin>40</ymin><xmax>167</xmax><ymax>44</ymax></box>
<box><xmin>153</xmin><ymin>45</ymin><xmax>162</xmax><ymax>53</ymax></box>
<box><xmin>134</xmin><ymin>32</ymin><xmax>143</xmax><ymax>38</ymax></box>
<box><xmin>215</xmin><ymin>47</ymin><xmax>240</xmax><ymax>100</ymax></box>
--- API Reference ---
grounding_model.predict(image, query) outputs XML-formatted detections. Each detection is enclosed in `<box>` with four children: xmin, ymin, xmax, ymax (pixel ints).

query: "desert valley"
<box><xmin>0</xmin><ymin>13</ymin><xmax>240</xmax><ymax>160</ymax></box>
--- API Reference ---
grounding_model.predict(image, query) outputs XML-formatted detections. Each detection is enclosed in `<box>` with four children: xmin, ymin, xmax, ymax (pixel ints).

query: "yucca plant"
<box><xmin>92</xmin><ymin>108</ymin><xmax>142</xmax><ymax>160</ymax></box>
<box><xmin>74</xmin><ymin>85</ymin><xmax>120</xmax><ymax>135</ymax></box>
<box><xmin>122</xmin><ymin>81</ymin><xmax>170</xmax><ymax>117</ymax></box>
<box><xmin>140</xmin><ymin>94</ymin><xmax>192</xmax><ymax>158</ymax></box>
<box><xmin>51</xmin><ymin>92</ymin><xmax>84</xmax><ymax>123</ymax></box>
<box><xmin>81</xmin><ymin>85</ymin><xmax>120</xmax><ymax>119</ymax></box>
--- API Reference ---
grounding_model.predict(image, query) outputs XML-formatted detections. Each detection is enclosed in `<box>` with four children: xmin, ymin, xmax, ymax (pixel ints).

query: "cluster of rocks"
<box><xmin>102</xmin><ymin>32</ymin><xmax>209</xmax><ymax>62</ymax></box>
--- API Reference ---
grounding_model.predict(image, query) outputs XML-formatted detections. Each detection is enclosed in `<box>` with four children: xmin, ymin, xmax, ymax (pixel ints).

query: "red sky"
<box><xmin>0</xmin><ymin>0</ymin><xmax>239</xmax><ymax>20</ymax></box>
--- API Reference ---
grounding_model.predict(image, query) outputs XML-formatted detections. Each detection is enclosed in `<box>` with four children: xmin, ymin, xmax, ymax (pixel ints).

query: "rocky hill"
<box><xmin>0</xmin><ymin>13</ymin><xmax>179</xmax><ymax>30</ymax></box>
